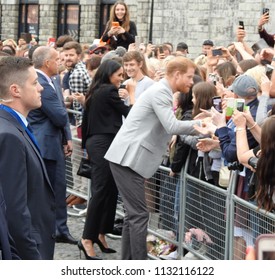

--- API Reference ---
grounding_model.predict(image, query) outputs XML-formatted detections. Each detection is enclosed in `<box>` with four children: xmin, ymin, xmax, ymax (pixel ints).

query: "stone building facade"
<box><xmin>0</xmin><ymin>0</ymin><xmax>274</xmax><ymax>58</ymax></box>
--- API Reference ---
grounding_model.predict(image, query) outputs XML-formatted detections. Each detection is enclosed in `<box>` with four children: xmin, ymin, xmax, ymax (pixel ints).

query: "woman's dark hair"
<box><xmin>85</xmin><ymin>59</ymin><xmax>122</xmax><ymax>107</ymax></box>
<box><xmin>192</xmin><ymin>81</ymin><xmax>217</xmax><ymax>118</ymax></box>
<box><xmin>256</xmin><ymin>115</ymin><xmax>275</xmax><ymax>212</ymax></box>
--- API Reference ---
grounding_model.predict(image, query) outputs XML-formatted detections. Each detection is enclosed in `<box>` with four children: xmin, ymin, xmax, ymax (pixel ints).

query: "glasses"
<box><xmin>93</xmin><ymin>50</ymin><xmax>105</xmax><ymax>55</ymax></box>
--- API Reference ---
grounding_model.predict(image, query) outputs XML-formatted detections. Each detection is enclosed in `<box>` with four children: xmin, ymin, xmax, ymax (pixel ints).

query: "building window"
<box><xmin>19</xmin><ymin>4</ymin><xmax>39</xmax><ymax>39</ymax></box>
<box><xmin>99</xmin><ymin>3</ymin><xmax>114</xmax><ymax>37</ymax></box>
<box><xmin>58</xmin><ymin>4</ymin><xmax>80</xmax><ymax>41</ymax></box>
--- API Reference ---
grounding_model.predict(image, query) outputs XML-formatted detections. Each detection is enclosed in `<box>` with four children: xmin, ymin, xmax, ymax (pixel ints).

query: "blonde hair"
<box><xmin>245</xmin><ymin>65</ymin><xmax>266</xmax><ymax>90</ymax></box>
<box><xmin>194</xmin><ymin>54</ymin><xmax>207</xmax><ymax>67</ymax></box>
<box><xmin>3</xmin><ymin>39</ymin><xmax>17</xmax><ymax>50</ymax></box>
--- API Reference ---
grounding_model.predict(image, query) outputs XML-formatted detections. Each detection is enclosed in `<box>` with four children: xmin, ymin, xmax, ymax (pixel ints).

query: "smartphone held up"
<box><xmin>239</xmin><ymin>21</ymin><xmax>245</xmax><ymax>30</ymax></box>
<box><xmin>262</xmin><ymin>8</ymin><xmax>270</xmax><ymax>15</ymax></box>
<box><xmin>212</xmin><ymin>96</ymin><xmax>222</xmax><ymax>113</ymax></box>
<box><xmin>256</xmin><ymin>234</ymin><xmax>275</xmax><ymax>260</ymax></box>
<box><xmin>212</xmin><ymin>49</ymin><xmax>223</xmax><ymax>56</ymax></box>
<box><xmin>112</xmin><ymin>21</ymin><xmax>120</xmax><ymax>27</ymax></box>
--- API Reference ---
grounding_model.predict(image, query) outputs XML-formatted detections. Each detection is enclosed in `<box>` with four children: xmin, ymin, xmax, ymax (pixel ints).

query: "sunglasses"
<box><xmin>93</xmin><ymin>49</ymin><xmax>105</xmax><ymax>55</ymax></box>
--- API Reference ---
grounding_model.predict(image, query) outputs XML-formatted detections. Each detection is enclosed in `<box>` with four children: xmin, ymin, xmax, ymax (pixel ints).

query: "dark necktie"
<box><xmin>26</xmin><ymin>123</ymin><xmax>41</xmax><ymax>153</ymax></box>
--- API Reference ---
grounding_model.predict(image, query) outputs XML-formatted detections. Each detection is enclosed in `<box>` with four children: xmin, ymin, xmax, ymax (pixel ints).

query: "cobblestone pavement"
<box><xmin>54</xmin><ymin>210</ymin><xmax>122</xmax><ymax>260</ymax></box>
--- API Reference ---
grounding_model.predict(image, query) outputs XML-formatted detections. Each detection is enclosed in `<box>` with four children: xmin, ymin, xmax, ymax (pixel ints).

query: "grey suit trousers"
<box><xmin>109</xmin><ymin>162</ymin><xmax>149</xmax><ymax>260</ymax></box>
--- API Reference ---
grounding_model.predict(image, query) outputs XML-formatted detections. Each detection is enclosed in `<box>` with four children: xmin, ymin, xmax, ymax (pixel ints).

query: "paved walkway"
<box><xmin>54</xmin><ymin>211</ymin><xmax>122</xmax><ymax>260</ymax></box>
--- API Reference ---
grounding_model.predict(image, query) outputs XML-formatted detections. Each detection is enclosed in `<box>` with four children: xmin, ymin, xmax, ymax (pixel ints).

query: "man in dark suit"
<box><xmin>0</xmin><ymin>182</ymin><xmax>20</xmax><ymax>260</ymax></box>
<box><xmin>28</xmin><ymin>46</ymin><xmax>76</xmax><ymax>244</ymax></box>
<box><xmin>0</xmin><ymin>56</ymin><xmax>56</xmax><ymax>259</ymax></box>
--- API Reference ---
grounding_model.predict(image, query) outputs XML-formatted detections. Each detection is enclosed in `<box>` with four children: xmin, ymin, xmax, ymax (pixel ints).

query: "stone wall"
<box><xmin>1</xmin><ymin>3</ymin><xmax>19</xmax><ymax>40</ymax></box>
<box><xmin>135</xmin><ymin>0</ymin><xmax>275</xmax><ymax>58</ymax></box>
<box><xmin>39</xmin><ymin>1</ymin><xmax>58</xmax><ymax>43</ymax></box>
<box><xmin>1</xmin><ymin>0</ymin><xmax>275</xmax><ymax>58</ymax></box>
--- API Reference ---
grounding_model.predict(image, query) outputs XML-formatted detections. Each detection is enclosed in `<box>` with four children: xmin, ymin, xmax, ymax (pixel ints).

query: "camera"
<box><xmin>227</xmin><ymin>161</ymin><xmax>243</xmax><ymax>171</ymax></box>
<box><xmin>248</xmin><ymin>156</ymin><xmax>258</xmax><ymax>170</ymax></box>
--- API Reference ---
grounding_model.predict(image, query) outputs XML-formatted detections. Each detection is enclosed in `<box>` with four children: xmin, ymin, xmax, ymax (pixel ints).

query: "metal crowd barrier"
<box><xmin>65</xmin><ymin>113</ymin><xmax>275</xmax><ymax>259</ymax></box>
<box><xmin>228</xmin><ymin>182</ymin><xmax>275</xmax><ymax>260</ymax></box>
<box><xmin>144</xmin><ymin>158</ymin><xmax>232</xmax><ymax>260</ymax></box>
<box><xmin>65</xmin><ymin>109</ymin><xmax>90</xmax><ymax>217</ymax></box>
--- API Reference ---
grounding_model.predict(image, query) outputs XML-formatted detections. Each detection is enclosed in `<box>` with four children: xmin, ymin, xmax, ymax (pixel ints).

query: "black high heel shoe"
<box><xmin>93</xmin><ymin>238</ymin><xmax>117</xmax><ymax>253</ymax></box>
<box><xmin>77</xmin><ymin>240</ymin><xmax>102</xmax><ymax>260</ymax></box>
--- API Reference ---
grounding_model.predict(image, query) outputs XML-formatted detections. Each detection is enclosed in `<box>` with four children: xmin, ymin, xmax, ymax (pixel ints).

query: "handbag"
<box><xmin>218</xmin><ymin>165</ymin><xmax>230</xmax><ymax>188</ymax></box>
<box><xmin>77</xmin><ymin>158</ymin><xmax>91</xmax><ymax>179</ymax></box>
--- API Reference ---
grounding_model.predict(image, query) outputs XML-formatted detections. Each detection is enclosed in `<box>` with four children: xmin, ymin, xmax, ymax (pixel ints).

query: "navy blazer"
<box><xmin>0</xmin><ymin>110</ymin><xmax>56</xmax><ymax>259</ymax></box>
<box><xmin>28</xmin><ymin>72</ymin><xmax>71</xmax><ymax>160</ymax></box>
<box><xmin>0</xmin><ymin>183</ymin><xmax>20</xmax><ymax>260</ymax></box>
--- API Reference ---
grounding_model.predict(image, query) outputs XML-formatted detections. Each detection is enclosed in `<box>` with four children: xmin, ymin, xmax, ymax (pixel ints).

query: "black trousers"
<box><xmin>82</xmin><ymin>134</ymin><xmax>118</xmax><ymax>240</ymax></box>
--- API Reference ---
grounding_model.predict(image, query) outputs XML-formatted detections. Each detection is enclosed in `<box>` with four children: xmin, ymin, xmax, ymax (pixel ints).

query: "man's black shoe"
<box><xmin>55</xmin><ymin>234</ymin><xmax>78</xmax><ymax>245</ymax></box>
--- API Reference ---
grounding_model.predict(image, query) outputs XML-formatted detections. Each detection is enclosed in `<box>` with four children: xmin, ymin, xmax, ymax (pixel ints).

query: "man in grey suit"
<box><xmin>0</xmin><ymin>57</ymin><xmax>56</xmax><ymax>259</ymax></box>
<box><xmin>105</xmin><ymin>56</ymin><xmax>201</xmax><ymax>259</ymax></box>
<box><xmin>28</xmin><ymin>46</ymin><xmax>76</xmax><ymax>244</ymax></box>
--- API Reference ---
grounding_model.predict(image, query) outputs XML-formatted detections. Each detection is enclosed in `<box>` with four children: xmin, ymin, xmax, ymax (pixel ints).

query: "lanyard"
<box><xmin>0</xmin><ymin>104</ymin><xmax>41</xmax><ymax>153</ymax></box>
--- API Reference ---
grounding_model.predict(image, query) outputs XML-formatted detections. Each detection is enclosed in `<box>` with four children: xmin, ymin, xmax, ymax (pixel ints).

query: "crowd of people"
<box><xmin>0</xmin><ymin>1</ymin><xmax>275</xmax><ymax>260</ymax></box>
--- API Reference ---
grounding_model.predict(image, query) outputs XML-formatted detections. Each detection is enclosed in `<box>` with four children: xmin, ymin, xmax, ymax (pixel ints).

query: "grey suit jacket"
<box><xmin>105</xmin><ymin>78</ymin><xmax>200</xmax><ymax>179</ymax></box>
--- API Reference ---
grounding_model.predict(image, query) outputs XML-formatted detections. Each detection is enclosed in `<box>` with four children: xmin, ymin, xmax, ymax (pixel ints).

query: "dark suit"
<box><xmin>0</xmin><ymin>110</ymin><xmax>56</xmax><ymax>260</ymax></box>
<box><xmin>0</xmin><ymin>182</ymin><xmax>20</xmax><ymax>260</ymax></box>
<box><xmin>28</xmin><ymin>72</ymin><xmax>72</xmax><ymax>236</ymax></box>
<box><xmin>81</xmin><ymin>84</ymin><xmax>130</xmax><ymax>241</ymax></box>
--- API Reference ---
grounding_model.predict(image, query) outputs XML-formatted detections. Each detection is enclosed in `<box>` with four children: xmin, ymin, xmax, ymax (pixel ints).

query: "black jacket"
<box><xmin>82</xmin><ymin>84</ymin><xmax>131</xmax><ymax>148</ymax></box>
<box><xmin>101</xmin><ymin>20</ymin><xmax>137</xmax><ymax>50</ymax></box>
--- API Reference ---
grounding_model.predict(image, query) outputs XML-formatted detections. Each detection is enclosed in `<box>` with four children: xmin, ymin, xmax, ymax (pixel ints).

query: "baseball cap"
<box><xmin>202</xmin><ymin>40</ymin><xmax>214</xmax><ymax>46</ymax></box>
<box><xmin>176</xmin><ymin>42</ymin><xmax>189</xmax><ymax>53</ymax></box>
<box><xmin>89</xmin><ymin>44</ymin><xmax>107</xmax><ymax>55</ymax></box>
<box><xmin>230</xmin><ymin>75</ymin><xmax>258</xmax><ymax>97</ymax></box>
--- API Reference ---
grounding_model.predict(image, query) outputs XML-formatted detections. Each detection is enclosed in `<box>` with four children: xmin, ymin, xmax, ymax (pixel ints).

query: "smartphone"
<box><xmin>159</xmin><ymin>45</ymin><xmax>164</xmax><ymax>54</ymax></box>
<box><xmin>256</xmin><ymin>234</ymin><xmax>275</xmax><ymax>260</ymax></box>
<box><xmin>208</xmin><ymin>73</ymin><xmax>217</xmax><ymax>86</ymax></box>
<box><xmin>212</xmin><ymin>49</ymin><xmax>223</xmax><ymax>56</ymax></box>
<box><xmin>236</xmin><ymin>98</ymin><xmax>245</xmax><ymax>112</ymax></box>
<box><xmin>263</xmin><ymin>8</ymin><xmax>270</xmax><ymax>15</ymax></box>
<box><xmin>119</xmin><ymin>84</ymin><xmax>126</xmax><ymax>89</ymax></box>
<box><xmin>135</xmin><ymin>36</ymin><xmax>141</xmax><ymax>51</ymax></box>
<box><xmin>266</xmin><ymin>64</ymin><xmax>274</xmax><ymax>75</ymax></box>
<box><xmin>112</xmin><ymin>21</ymin><xmax>119</xmax><ymax>27</ymax></box>
<box><xmin>239</xmin><ymin>21</ymin><xmax>245</xmax><ymax>30</ymax></box>
<box><xmin>212</xmin><ymin>96</ymin><xmax>222</xmax><ymax>113</ymax></box>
